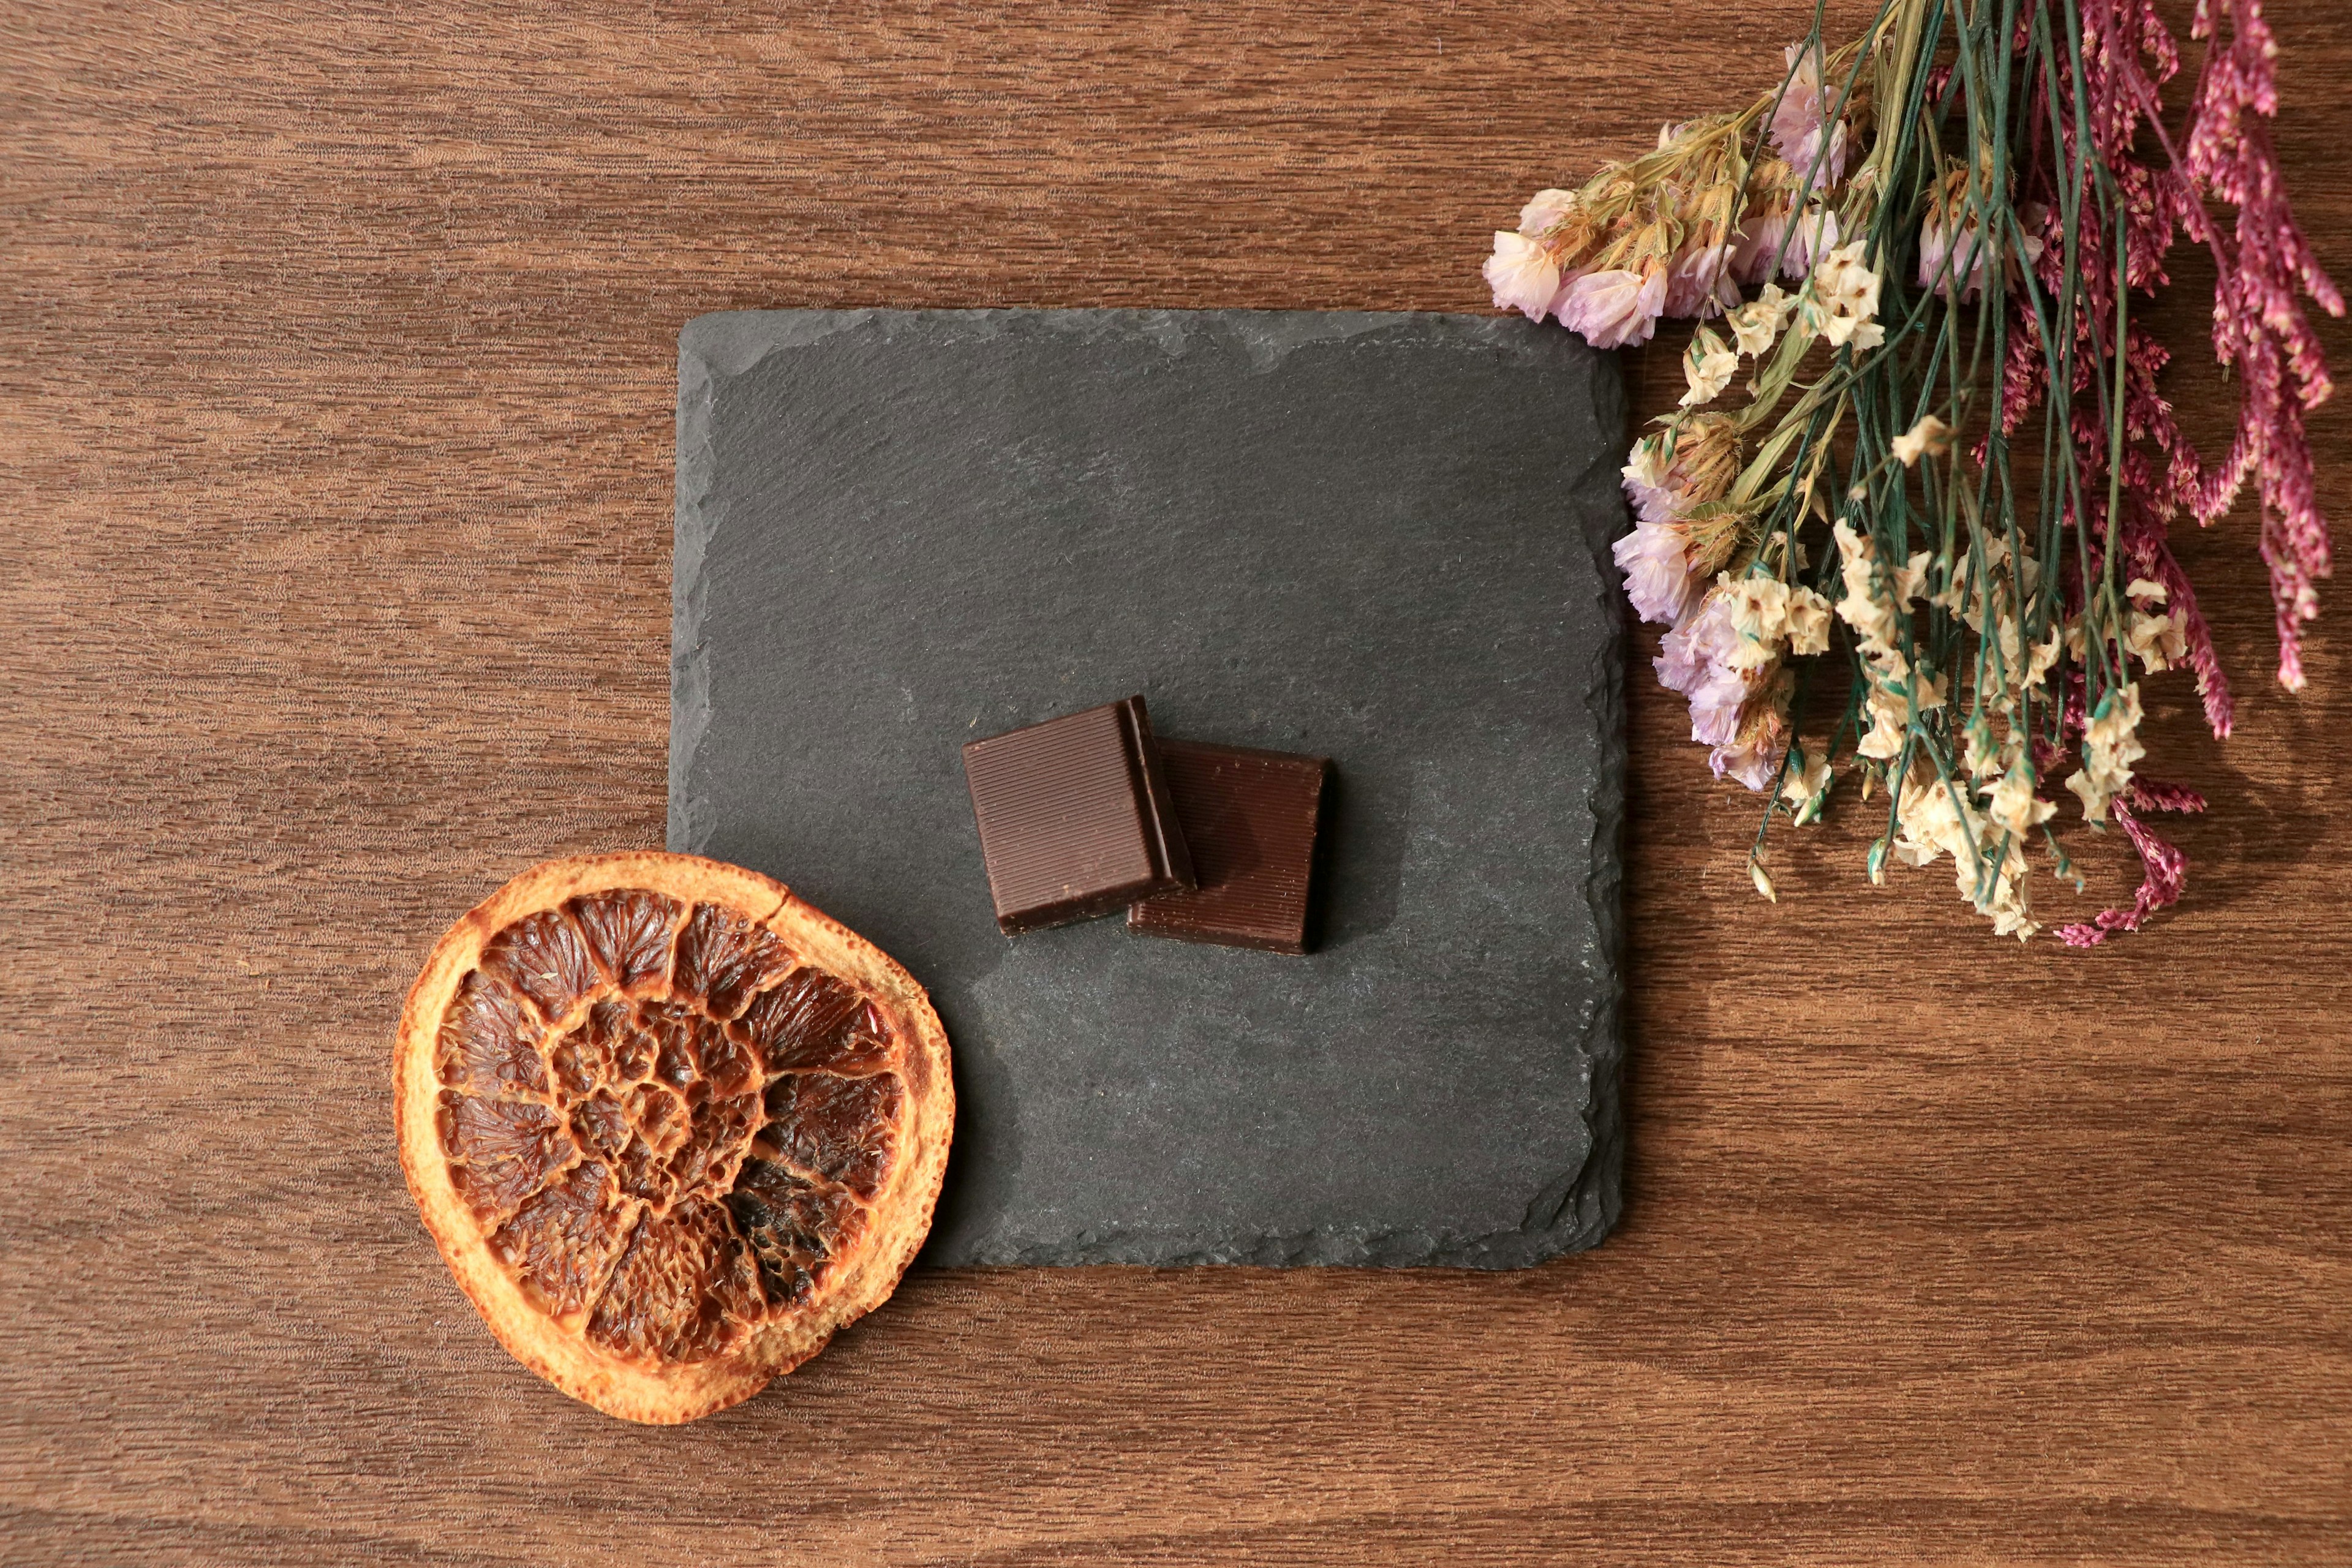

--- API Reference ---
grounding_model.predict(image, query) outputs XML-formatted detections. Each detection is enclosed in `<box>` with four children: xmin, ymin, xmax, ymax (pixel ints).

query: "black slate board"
<box><xmin>671</xmin><ymin>309</ymin><xmax>1627</xmax><ymax>1267</ymax></box>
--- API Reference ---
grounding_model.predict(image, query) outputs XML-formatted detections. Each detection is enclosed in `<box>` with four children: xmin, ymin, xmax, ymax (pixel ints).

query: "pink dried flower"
<box><xmin>1782</xmin><ymin>206</ymin><xmax>1843</xmax><ymax>277</ymax></box>
<box><xmin>1688</xmin><ymin>675</ymin><xmax>1748</xmax><ymax>750</ymax></box>
<box><xmin>1517</xmin><ymin>188</ymin><xmax>1578</xmax><ymax>239</ymax></box>
<box><xmin>1655</xmin><ymin>594</ymin><xmax>1788</xmax><ymax>790</ymax></box>
<box><xmin>1769</xmin><ymin>42</ymin><xmax>1849</xmax><ymax>184</ymax></box>
<box><xmin>1624</xmin><ymin>469</ymin><xmax>1676</xmax><ymax>529</ymax></box>
<box><xmin>1711</xmin><ymin>725</ymin><xmax>1788</xmax><ymax>793</ymax></box>
<box><xmin>2005</xmin><ymin>0</ymin><xmax>2335</xmax><ymax>739</ymax></box>
<box><xmin>2179</xmin><ymin>0</ymin><xmax>2343</xmax><ymax>689</ymax></box>
<box><xmin>1727</xmin><ymin>199</ymin><xmax>1838</xmax><ymax>284</ymax></box>
<box><xmin>2124</xmin><ymin>500</ymin><xmax>2237</xmax><ymax>738</ymax></box>
<box><xmin>1618</xmin><ymin>442</ymin><xmax>1712</xmax><ymax>625</ymax></box>
<box><xmin>1728</xmin><ymin>200</ymin><xmax>1795</xmax><ymax>285</ymax></box>
<box><xmin>1479</xmin><ymin>0</ymin><xmax>2332</xmax><ymax>941</ymax></box>
<box><xmin>1557</xmin><ymin>266</ymin><xmax>1668</xmax><ymax>349</ymax></box>
<box><xmin>1656</xmin><ymin>597</ymin><xmax>1743</xmax><ymax>723</ymax></box>
<box><xmin>1664</xmin><ymin>243</ymin><xmax>1741</xmax><ymax>320</ymax></box>
<box><xmin>1653</xmin><ymin>611</ymin><xmax>1710</xmax><ymax>695</ymax></box>
<box><xmin>1617</xmin><ymin>423</ymin><xmax>1744</xmax><ymax>627</ymax></box>
<box><xmin>1918</xmin><ymin>199</ymin><xmax>2043</xmax><ymax>301</ymax></box>
<box><xmin>1613</xmin><ymin>522</ymin><xmax>1705</xmax><ymax>627</ymax></box>
<box><xmin>2057</xmin><ymin>779</ymin><xmax>2205</xmax><ymax>945</ymax></box>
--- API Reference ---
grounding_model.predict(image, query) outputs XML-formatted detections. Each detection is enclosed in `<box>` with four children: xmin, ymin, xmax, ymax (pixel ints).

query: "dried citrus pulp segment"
<box><xmin>394</xmin><ymin>852</ymin><xmax>953</xmax><ymax>1423</ymax></box>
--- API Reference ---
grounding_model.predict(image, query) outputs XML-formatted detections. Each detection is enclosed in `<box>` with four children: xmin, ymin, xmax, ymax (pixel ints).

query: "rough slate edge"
<box><xmin>671</xmin><ymin>307</ymin><xmax>1629</xmax><ymax>1267</ymax></box>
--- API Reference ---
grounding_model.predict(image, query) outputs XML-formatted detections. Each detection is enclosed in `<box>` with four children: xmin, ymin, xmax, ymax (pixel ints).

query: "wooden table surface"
<box><xmin>6</xmin><ymin>2</ymin><xmax>2348</xmax><ymax>1562</ymax></box>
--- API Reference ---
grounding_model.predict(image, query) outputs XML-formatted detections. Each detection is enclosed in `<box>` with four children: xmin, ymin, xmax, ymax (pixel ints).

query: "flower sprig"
<box><xmin>1487</xmin><ymin>0</ymin><xmax>2339</xmax><ymax>941</ymax></box>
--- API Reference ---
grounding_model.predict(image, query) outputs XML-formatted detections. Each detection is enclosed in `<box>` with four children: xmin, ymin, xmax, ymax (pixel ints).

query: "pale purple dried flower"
<box><xmin>1768</xmin><ymin>42</ymin><xmax>1849</xmax><ymax>184</ymax></box>
<box><xmin>1664</xmin><ymin>243</ymin><xmax>1741</xmax><ymax>320</ymax></box>
<box><xmin>1557</xmin><ymin>266</ymin><xmax>1668</xmax><ymax>349</ymax></box>
<box><xmin>1612</xmin><ymin>521</ymin><xmax>1706</xmax><ymax>627</ymax></box>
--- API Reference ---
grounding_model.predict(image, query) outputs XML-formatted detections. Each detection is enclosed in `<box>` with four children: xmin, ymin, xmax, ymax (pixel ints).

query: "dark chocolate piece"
<box><xmin>962</xmin><ymin>695</ymin><xmax>1195</xmax><ymax>935</ymax></box>
<box><xmin>1128</xmin><ymin>740</ymin><xmax>1329</xmax><ymax>955</ymax></box>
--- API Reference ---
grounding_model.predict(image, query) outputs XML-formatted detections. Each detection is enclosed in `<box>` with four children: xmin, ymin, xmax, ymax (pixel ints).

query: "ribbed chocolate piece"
<box><xmin>1127</xmin><ymin>740</ymin><xmax>1328</xmax><ymax>955</ymax></box>
<box><xmin>962</xmin><ymin>696</ymin><xmax>1195</xmax><ymax>935</ymax></box>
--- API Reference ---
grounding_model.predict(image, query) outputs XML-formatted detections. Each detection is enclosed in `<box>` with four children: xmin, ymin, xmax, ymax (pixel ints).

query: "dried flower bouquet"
<box><xmin>1488</xmin><ymin>0</ymin><xmax>2339</xmax><ymax>940</ymax></box>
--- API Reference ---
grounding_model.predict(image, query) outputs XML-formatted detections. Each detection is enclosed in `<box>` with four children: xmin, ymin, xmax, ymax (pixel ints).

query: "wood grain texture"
<box><xmin>2</xmin><ymin>1</ymin><xmax>2346</xmax><ymax>1562</ymax></box>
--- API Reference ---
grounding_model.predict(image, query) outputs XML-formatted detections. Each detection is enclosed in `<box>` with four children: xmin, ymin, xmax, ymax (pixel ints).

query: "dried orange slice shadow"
<box><xmin>393</xmin><ymin>852</ymin><xmax>953</xmax><ymax>1423</ymax></box>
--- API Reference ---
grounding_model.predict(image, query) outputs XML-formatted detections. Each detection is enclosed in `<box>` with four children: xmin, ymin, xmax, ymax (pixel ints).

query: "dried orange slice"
<box><xmin>393</xmin><ymin>852</ymin><xmax>952</xmax><ymax>1423</ymax></box>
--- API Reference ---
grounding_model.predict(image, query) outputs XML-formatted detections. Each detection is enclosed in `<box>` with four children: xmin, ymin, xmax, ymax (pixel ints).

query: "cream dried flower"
<box><xmin>1484</xmin><ymin>231</ymin><xmax>1562</xmax><ymax>320</ymax></box>
<box><xmin>1978</xmin><ymin>616</ymin><xmax>2066</xmax><ymax>706</ymax></box>
<box><xmin>1891</xmin><ymin>414</ymin><xmax>1952</xmax><ymax>467</ymax></box>
<box><xmin>1856</xmin><ymin>682</ymin><xmax>1909</xmax><ymax>760</ymax></box>
<box><xmin>1807</xmin><ymin>239</ymin><xmax>1883</xmax><ymax>349</ymax></box>
<box><xmin>1784</xmin><ymin>585</ymin><xmax>1833</xmax><ymax>654</ymax></box>
<box><xmin>1961</xmin><ymin>711</ymin><xmax>2010</xmax><ymax>780</ymax></box>
<box><xmin>1893</xmin><ymin>764</ymin><xmax>2039</xmax><ymax>940</ymax></box>
<box><xmin>1679</xmin><ymin>326</ymin><xmax>1740</xmax><ymax>407</ymax></box>
<box><xmin>2123</xmin><ymin>578</ymin><xmax>2187</xmax><ymax>672</ymax></box>
<box><xmin>1834</xmin><ymin>519</ymin><xmax>1950</xmax><ymax>764</ymax></box>
<box><xmin>2065</xmin><ymin>684</ymin><xmax>2147</xmax><ymax>823</ymax></box>
<box><xmin>1983</xmin><ymin>758</ymin><xmax>2057</xmax><ymax>837</ymax></box>
<box><xmin>2125</xmin><ymin>609</ymin><xmax>2186</xmax><ymax>671</ymax></box>
<box><xmin>1722</xmin><ymin>574</ymin><xmax>1791</xmax><ymax>669</ymax></box>
<box><xmin>1621</xmin><ymin>432</ymin><xmax>1670</xmax><ymax>493</ymax></box>
<box><xmin>1720</xmin><ymin>575</ymin><xmax>1835</xmax><ymax>666</ymax></box>
<box><xmin>1890</xmin><ymin>548</ymin><xmax>1934</xmax><ymax>608</ymax></box>
<box><xmin>1780</xmin><ymin>746</ymin><xmax>1832</xmax><ymax>824</ymax></box>
<box><xmin>1726</xmin><ymin>282</ymin><xmax>1796</xmax><ymax>355</ymax></box>
<box><xmin>2025</xmin><ymin>624</ymin><xmax>2064</xmax><ymax>688</ymax></box>
<box><xmin>1832</xmin><ymin>519</ymin><xmax>1904</xmax><ymax>658</ymax></box>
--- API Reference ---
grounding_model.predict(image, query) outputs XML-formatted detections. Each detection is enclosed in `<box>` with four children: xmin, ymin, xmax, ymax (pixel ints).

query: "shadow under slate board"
<box><xmin>671</xmin><ymin>309</ymin><xmax>1628</xmax><ymax>1267</ymax></box>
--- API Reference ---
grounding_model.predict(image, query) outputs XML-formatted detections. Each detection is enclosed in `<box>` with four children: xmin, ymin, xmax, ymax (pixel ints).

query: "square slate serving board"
<box><xmin>671</xmin><ymin>309</ymin><xmax>1627</xmax><ymax>1267</ymax></box>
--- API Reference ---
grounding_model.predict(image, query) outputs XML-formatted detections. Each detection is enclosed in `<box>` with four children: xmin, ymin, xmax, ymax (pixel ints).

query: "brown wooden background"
<box><xmin>6</xmin><ymin>1</ymin><xmax>2348</xmax><ymax>1562</ymax></box>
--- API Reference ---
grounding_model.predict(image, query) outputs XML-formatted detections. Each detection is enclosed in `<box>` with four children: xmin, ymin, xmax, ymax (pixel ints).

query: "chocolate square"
<box><xmin>962</xmin><ymin>695</ymin><xmax>1195</xmax><ymax>935</ymax></box>
<box><xmin>1128</xmin><ymin>740</ymin><xmax>1329</xmax><ymax>954</ymax></box>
